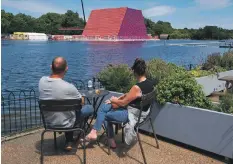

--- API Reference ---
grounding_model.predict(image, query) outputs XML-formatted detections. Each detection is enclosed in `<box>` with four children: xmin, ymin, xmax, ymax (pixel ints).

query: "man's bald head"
<box><xmin>51</xmin><ymin>57</ymin><xmax>67</xmax><ymax>74</ymax></box>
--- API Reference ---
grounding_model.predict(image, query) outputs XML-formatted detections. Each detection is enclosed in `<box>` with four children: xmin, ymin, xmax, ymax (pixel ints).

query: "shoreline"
<box><xmin>3</xmin><ymin>38</ymin><xmax>161</xmax><ymax>42</ymax></box>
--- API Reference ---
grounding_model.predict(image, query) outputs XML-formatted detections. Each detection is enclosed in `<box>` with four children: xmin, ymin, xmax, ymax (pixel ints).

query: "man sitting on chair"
<box><xmin>39</xmin><ymin>56</ymin><xmax>94</xmax><ymax>151</ymax></box>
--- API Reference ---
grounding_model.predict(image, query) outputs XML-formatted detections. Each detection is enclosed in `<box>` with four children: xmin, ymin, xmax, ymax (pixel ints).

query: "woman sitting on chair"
<box><xmin>85</xmin><ymin>58</ymin><xmax>154</xmax><ymax>148</ymax></box>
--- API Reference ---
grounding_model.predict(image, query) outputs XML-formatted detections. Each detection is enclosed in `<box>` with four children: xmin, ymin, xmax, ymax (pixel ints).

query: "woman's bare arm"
<box><xmin>110</xmin><ymin>85</ymin><xmax>141</xmax><ymax>107</ymax></box>
<box><xmin>118</xmin><ymin>93</ymin><xmax>127</xmax><ymax>100</ymax></box>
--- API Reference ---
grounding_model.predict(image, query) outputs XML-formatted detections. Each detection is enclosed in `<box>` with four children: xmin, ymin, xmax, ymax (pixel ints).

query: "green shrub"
<box><xmin>167</xmin><ymin>63</ymin><xmax>187</xmax><ymax>74</ymax></box>
<box><xmin>189</xmin><ymin>65</ymin><xmax>226</xmax><ymax>77</ymax></box>
<box><xmin>146</xmin><ymin>59</ymin><xmax>169</xmax><ymax>85</ymax></box>
<box><xmin>189</xmin><ymin>68</ymin><xmax>213</xmax><ymax>77</ymax></box>
<box><xmin>219</xmin><ymin>93</ymin><xmax>233</xmax><ymax>114</ymax></box>
<box><xmin>156</xmin><ymin>72</ymin><xmax>213</xmax><ymax>109</ymax></box>
<box><xmin>221</xmin><ymin>51</ymin><xmax>233</xmax><ymax>70</ymax></box>
<box><xmin>146</xmin><ymin>59</ymin><xmax>186</xmax><ymax>85</ymax></box>
<box><xmin>202</xmin><ymin>53</ymin><xmax>221</xmax><ymax>70</ymax></box>
<box><xmin>97</xmin><ymin>64</ymin><xmax>135</xmax><ymax>93</ymax></box>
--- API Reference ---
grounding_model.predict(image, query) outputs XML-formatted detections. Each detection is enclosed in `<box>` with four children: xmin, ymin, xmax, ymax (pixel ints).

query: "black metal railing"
<box><xmin>1</xmin><ymin>89</ymin><xmax>42</xmax><ymax>136</ymax></box>
<box><xmin>1</xmin><ymin>78</ymin><xmax>104</xmax><ymax>136</ymax></box>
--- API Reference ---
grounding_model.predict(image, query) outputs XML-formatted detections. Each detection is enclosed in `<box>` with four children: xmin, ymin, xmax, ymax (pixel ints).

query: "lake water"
<box><xmin>1</xmin><ymin>40</ymin><xmax>229</xmax><ymax>91</ymax></box>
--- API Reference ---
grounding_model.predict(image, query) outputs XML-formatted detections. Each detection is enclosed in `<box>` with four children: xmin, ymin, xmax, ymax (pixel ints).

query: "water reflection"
<box><xmin>1</xmin><ymin>40</ymin><xmax>227</xmax><ymax>91</ymax></box>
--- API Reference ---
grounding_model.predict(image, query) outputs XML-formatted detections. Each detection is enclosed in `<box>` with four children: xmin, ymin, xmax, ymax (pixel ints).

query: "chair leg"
<box><xmin>122</xmin><ymin>127</ymin><xmax>124</xmax><ymax>143</ymax></box>
<box><xmin>149</xmin><ymin>118</ymin><xmax>159</xmax><ymax>149</ymax></box>
<box><xmin>97</xmin><ymin>130</ymin><xmax>105</xmax><ymax>146</ymax></box>
<box><xmin>81</xmin><ymin>130</ymin><xmax>86</xmax><ymax>164</ymax></box>
<box><xmin>41</xmin><ymin>130</ymin><xmax>46</xmax><ymax>164</ymax></box>
<box><xmin>77</xmin><ymin>118</ymin><xmax>88</xmax><ymax>142</ymax></box>
<box><xmin>106</xmin><ymin>128</ymin><xmax>111</xmax><ymax>155</ymax></box>
<box><xmin>115</xmin><ymin>124</ymin><xmax>118</xmax><ymax>135</ymax></box>
<box><xmin>137</xmin><ymin>130</ymin><xmax>147</xmax><ymax>164</ymax></box>
<box><xmin>53</xmin><ymin>132</ymin><xmax>57</xmax><ymax>149</ymax></box>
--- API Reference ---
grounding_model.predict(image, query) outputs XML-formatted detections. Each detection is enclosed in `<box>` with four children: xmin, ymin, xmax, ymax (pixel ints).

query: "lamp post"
<box><xmin>81</xmin><ymin>0</ymin><xmax>86</xmax><ymax>26</ymax></box>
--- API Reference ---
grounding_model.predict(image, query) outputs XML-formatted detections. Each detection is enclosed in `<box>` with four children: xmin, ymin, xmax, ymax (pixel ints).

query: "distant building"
<box><xmin>26</xmin><ymin>33</ymin><xmax>48</xmax><ymax>40</ymax></box>
<box><xmin>12</xmin><ymin>32</ymin><xmax>48</xmax><ymax>40</ymax></box>
<box><xmin>82</xmin><ymin>7</ymin><xmax>148</xmax><ymax>40</ymax></box>
<box><xmin>160</xmin><ymin>34</ymin><xmax>170</xmax><ymax>40</ymax></box>
<box><xmin>52</xmin><ymin>35</ymin><xmax>64</xmax><ymax>40</ymax></box>
<box><xmin>154</xmin><ymin>35</ymin><xmax>159</xmax><ymax>39</ymax></box>
<box><xmin>12</xmin><ymin>32</ymin><xmax>25</xmax><ymax>40</ymax></box>
<box><xmin>1</xmin><ymin>34</ymin><xmax>10</xmax><ymax>40</ymax></box>
<box><xmin>147</xmin><ymin>34</ymin><xmax>153</xmax><ymax>39</ymax></box>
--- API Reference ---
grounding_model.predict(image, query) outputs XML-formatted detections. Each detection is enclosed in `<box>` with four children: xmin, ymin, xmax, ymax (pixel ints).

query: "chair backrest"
<box><xmin>136</xmin><ymin>90</ymin><xmax>155</xmax><ymax>127</ymax></box>
<box><xmin>39</xmin><ymin>99</ymin><xmax>82</xmax><ymax>112</ymax></box>
<box><xmin>140</xmin><ymin>90</ymin><xmax>155</xmax><ymax>108</ymax></box>
<box><xmin>38</xmin><ymin>99</ymin><xmax>82</xmax><ymax>129</ymax></box>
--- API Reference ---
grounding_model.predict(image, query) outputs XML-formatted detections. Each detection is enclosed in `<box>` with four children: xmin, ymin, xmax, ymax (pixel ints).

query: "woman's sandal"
<box><xmin>80</xmin><ymin>135</ymin><xmax>97</xmax><ymax>143</ymax></box>
<box><xmin>104</xmin><ymin>139</ymin><xmax>117</xmax><ymax>149</ymax></box>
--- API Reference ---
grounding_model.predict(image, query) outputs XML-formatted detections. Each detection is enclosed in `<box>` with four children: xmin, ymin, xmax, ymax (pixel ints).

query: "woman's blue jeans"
<box><xmin>93</xmin><ymin>104</ymin><xmax>128</xmax><ymax>138</ymax></box>
<box><xmin>65</xmin><ymin>105</ymin><xmax>94</xmax><ymax>142</ymax></box>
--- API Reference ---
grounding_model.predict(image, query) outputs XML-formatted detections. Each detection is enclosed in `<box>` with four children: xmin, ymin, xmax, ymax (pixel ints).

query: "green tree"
<box><xmin>35</xmin><ymin>13</ymin><xmax>63</xmax><ymax>34</ymax></box>
<box><xmin>1</xmin><ymin>10</ymin><xmax>14</xmax><ymax>33</ymax></box>
<box><xmin>1</xmin><ymin>9</ymin><xmax>233</xmax><ymax>39</ymax></box>
<box><xmin>9</xmin><ymin>13</ymin><xmax>36</xmax><ymax>33</ymax></box>
<box><xmin>61</xmin><ymin>10</ymin><xmax>84</xmax><ymax>35</ymax></box>
<box><xmin>152</xmin><ymin>23</ymin><xmax>163</xmax><ymax>36</ymax></box>
<box><xmin>157</xmin><ymin>21</ymin><xmax>173</xmax><ymax>34</ymax></box>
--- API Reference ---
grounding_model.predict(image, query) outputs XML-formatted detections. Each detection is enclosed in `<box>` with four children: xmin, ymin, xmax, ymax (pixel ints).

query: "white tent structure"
<box><xmin>24</xmin><ymin>33</ymin><xmax>48</xmax><ymax>41</ymax></box>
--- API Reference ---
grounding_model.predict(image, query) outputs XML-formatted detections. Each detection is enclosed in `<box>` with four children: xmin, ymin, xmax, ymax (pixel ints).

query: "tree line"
<box><xmin>1</xmin><ymin>9</ymin><xmax>84</xmax><ymax>35</ymax></box>
<box><xmin>144</xmin><ymin>18</ymin><xmax>233</xmax><ymax>40</ymax></box>
<box><xmin>2</xmin><ymin>9</ymin><xmax>233</xmax><ymax>40</ymax></box>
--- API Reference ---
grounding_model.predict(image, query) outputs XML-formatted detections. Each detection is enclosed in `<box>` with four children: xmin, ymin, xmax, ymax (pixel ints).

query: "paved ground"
<box><xmin>1</xmin><ymin>129</ymin><xmax>225</xmax><ymax>164</ymax></box>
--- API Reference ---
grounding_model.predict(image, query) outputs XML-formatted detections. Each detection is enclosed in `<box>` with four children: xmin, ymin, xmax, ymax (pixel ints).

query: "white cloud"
<box><xmin>2</xmin><ymin>0</ymin><xmax>66</xmax><ymax>14</ymax></box>
<box><xmin>195</xmin><ymin>0</ymin><xmax>232</xmax><ymax>9</ymax></box>
<box><xmin>143</xmin><ymin>6</ymin><xmax>176</xmax><ymax>17</ymax></box>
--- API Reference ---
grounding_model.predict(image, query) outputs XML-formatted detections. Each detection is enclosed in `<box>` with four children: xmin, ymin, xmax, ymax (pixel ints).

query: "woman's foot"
<box><xmin>107</xmin><ymin>138</ymin><xmax>117</xmax><ymax>149</ymax></box>
<box><xmin>82</xmin><ymin>129</ymin><xmax>97</xmax><ymax>142</ymax></box>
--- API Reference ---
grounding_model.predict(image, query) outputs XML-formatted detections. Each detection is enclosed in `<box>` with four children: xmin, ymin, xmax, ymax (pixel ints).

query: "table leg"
<box><xmin>88</xmin><ymin>97</ymin><xmax>99</xmax><ymax>127</ymax></box>
<box><xmin>86</xmin><ymin>98</ymin><xmax>92</xmax><ymax>105</ymax></box>
<box><xmin>85</xmin><ymin>96</ymin><xmax>107</xmax><ymax>133</ymax></box>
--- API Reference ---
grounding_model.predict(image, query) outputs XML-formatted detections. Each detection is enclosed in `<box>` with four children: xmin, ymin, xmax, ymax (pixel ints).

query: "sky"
<box><xmin>1</xmin><ymin>0</ymin><xmax>233</xmax><ymax>29</ymax></box>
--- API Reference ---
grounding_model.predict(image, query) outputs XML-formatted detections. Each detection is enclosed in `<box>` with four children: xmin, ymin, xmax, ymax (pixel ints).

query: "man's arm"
<box><xmin>69</xmin><ymin>84</ymin><xmax>84</xmax><ymax>104</ymax></box>
<box><xmin>81</xmin><ymin>96</ymin><xmax>85</xmax><ymax>105</ymax></box>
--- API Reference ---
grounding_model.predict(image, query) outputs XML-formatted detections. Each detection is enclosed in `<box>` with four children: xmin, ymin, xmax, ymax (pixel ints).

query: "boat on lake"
<box><xmin>219</xmin><ymin>41</ymin><xmax>233</xmax><ymax>48</ymax></box>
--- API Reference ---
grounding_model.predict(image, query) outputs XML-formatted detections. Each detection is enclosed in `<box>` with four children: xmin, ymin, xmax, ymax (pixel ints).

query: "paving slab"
<box><xmin>2</xmin><ymin>129</ymin><xmax>224</xmax><ymax>164</ymax></box>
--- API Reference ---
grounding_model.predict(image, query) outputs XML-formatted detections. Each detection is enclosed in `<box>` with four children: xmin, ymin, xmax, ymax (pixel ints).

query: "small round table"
<box><xmin>79</xmin><ymin>89</ymin><xmax>109</xmax><ymax>130</ymax></box>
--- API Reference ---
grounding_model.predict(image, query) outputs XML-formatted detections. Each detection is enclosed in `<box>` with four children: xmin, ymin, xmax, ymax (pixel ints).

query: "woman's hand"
<box><xmin>104</xmin><ymin>99</ymin><xmax>119</xmax><ymax>109</ymax></box>
<box><xmin>110</xmin><ymin>96</ymin><xmax>118</xmax><ymax>103</ymax></box>
<box><xmin>105</xmin><ymin>99</ymin><xmax>111</xmax><ymax>104</ymax></box>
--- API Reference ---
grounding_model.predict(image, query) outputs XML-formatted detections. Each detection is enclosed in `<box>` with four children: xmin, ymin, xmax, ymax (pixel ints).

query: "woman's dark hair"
<box><xmin>131</xmin><ymin>58</ymin><xmax>146</xmax><ymax>76</ymax></box>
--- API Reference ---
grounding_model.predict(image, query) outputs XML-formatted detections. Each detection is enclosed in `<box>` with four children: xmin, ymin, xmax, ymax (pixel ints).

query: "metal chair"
<box><xmin>105</xmin><ymin>90</ymin><xmax>159</xmax><ymax>164</ymax></box>
<box><xmin>38</xmin><ymin>99</ymin><xmax>86</xmax><ymax>164</ymax></box>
